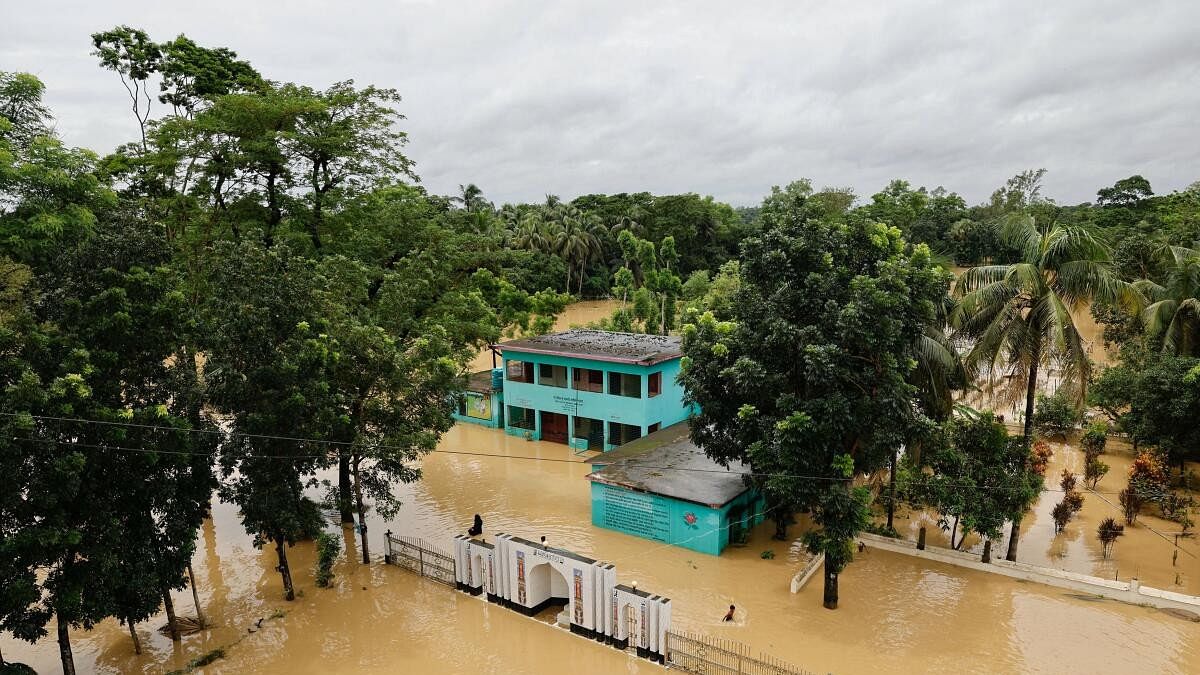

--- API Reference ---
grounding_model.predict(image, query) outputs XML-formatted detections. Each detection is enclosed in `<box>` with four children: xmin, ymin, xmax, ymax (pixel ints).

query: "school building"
<box><xmin>452</xmin><ymin>330</ymin><xmax>694</xmax><ymax>452</ymax></box>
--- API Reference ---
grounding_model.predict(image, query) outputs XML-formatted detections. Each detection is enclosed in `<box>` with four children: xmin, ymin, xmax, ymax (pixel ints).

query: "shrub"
<box><xmin>1029</xmin><ymin>440</ymin><xmax>1054</xmax><ymax>475</ymax></box>
<box><xmin>1119</xmin><ymin>487</ymin><xmax>1144</xmax><ymax>525</ymax></box>
<box><xmin>1084</xmin><ymin>457</ymin><xmax>1110</xmax><ymax>489</ymax></box>
<box><xmin>1080</xmin><ymin>423</ymin><xmax>1108</xmax><ymax>459</ymax></box>
<box><xmin>1052</xmin><ymin>501</ymin><xmax>1074</xmax><ymax>534</ymax></box>
<box><xmin>315</xmin><ymin>532</ymin><xmax>341</xmax><ymax>588</ymax></box>
<box><xmin>1159</xmin><ymin>492</ymin><xmax>1197</xmax><ymax>530</ymax></box>
<box><xmin>1052</xmin><ymin>470</ymin><xmax>1084</xmax><ymax>534</ymax></box>
<box><xmin>1097</xmin><ymin>517</ymin><xmax>1125</xmax><ymax>558</ymax></box>
<box><xmin>1033</xmin><ymin>391</ymin><xmax>1081</xmax><ymax>438</ymax></box>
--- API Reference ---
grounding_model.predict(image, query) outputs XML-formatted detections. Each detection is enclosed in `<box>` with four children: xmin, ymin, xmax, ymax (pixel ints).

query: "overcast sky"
<box><xmin>3</xmin><ymin>1</ymin><xmax>1197</xmax><ymax>207</ymax></box>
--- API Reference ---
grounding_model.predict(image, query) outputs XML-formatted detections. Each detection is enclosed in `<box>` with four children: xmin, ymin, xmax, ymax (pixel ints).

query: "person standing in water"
<box><xmin>723</xmin><ymin>605</ymin><xmax>735</xmax><ymax>622</ymax></box>
<box><xmin>468</xmin><ymin>514</ymin><xmax>483</xmax><ymax>537</ymax></box>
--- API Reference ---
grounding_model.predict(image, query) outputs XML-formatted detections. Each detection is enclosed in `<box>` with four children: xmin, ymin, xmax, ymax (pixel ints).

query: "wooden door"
<box><xmin>541</xmin><ymin>411</ymin><xmax>568</xmax><ymax>444</ymax></box>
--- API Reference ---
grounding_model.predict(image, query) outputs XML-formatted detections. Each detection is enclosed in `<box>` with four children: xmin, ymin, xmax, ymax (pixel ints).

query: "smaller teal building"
<box><xmin>587</xmin><ymin>423</ymin><xmax>765</xmax><ymax>555</ymax></box>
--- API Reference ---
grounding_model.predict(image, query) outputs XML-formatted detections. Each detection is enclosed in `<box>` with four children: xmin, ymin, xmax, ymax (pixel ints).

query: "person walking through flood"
<box><xmin>723</xmin><ymin>605</ymin><xmax>735</xmax><ymax>622</ymax></box>
<box><xmin>468</xmin><ymin>514</ymin><xmax>483</xmax><ymax>537</ymax></box>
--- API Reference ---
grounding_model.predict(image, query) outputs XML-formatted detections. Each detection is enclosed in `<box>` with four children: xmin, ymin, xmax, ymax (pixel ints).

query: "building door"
<box><xmin>541</xmin><ymin>411</ymin><xmax>568</xmax><ymax>444</ymax></box>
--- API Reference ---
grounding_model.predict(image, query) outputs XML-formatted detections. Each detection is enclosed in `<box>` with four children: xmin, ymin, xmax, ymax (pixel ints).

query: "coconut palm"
<box><xmin>1136</xmin><ymin>245</ymin><xmax>1200</xmax><ymax>356</ymax></box>
<box><xmin>951</xmin><ymin>212</ymin><xmax>1131</xmax><ymax>561</ymax></box>
<box><xmin>453</xmin><ymin>183</ymin><xmax>492</xmax><ymax>213</ymax></box>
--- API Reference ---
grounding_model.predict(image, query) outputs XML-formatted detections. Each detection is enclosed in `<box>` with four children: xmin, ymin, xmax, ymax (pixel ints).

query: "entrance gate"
<box><xmin>384</xmin><ymin>532</ymin><xmax>456</xmax><ymax>587</ymax></box>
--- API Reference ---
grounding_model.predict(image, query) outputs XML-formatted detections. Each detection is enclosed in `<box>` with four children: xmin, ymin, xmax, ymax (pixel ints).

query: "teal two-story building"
<box><xmin>493</xmin><ymin>330</ymin><xmax>693</xmax><ymax>452</ymax></box>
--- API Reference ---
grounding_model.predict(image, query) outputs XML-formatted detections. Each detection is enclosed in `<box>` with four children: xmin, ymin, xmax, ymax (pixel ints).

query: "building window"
<box><xmin>648</xmin><ymin>422</ymin><xmax>660</xmax><ymax>434</ymax></box>
<box><xmin>608</xmin><ymin>422</ymin><xmax>642</xmax><ymax>446</ymax></box>
<box><xmin>538</xmin><ymin>363</ymin><xmax>568</xmax><ymax>388</ymax></box>
<box><xmin>574</xmin><ymin>417</ymin><xmax>604</xmax><ymax>448</ymax></box>
<box><xmin>648</xmin><ymin>372</ymin><xmax>661</xmax><ymax>397</ymax></box>
<box><xmin>508</xmin><ymin>406</ymin><xmax>535</xmax><ymax>430</ymax></box>
<box><xmin>507</xmin><ymin>360</ymin><xmax>534</xmax><ymax>383</ymax></box>
<box><xmin>572</xmin><ymin>367</ymin><xmax>604</xmax><ymax>393</ymax></box>
<box><xmin>608</xmin><ymin>372</ymin><xmax>641</xmax><ymax>398</ymax></box>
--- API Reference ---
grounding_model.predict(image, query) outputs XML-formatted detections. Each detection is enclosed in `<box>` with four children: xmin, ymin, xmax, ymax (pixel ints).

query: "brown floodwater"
<box><xmin>6</xmin><ymin>300</ymin><xmax>1200</xmax><ymax>674</ymax></box>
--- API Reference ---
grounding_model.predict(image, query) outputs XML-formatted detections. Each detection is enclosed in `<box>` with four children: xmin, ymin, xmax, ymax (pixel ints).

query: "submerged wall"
<box><xmin>589</xmin><ymin>483</ymin><xmax>764</xmax><ymax>555</ymax></box>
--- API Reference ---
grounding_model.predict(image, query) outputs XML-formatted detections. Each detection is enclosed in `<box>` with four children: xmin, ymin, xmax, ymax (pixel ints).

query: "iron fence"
<box><xmin>384</xmin><ymin>533</ymin><xmax>457</xmax><ymax>587</ymax></box>
<box><xmin>666</xmin><ymin>630</ymin><xmax>819</xmax><ymax>675</ymax></box>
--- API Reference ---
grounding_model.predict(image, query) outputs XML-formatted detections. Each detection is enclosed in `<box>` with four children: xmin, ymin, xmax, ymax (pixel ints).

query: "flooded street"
<box><xmin>5</xmin><ymin>299</ymin><xmax>1199</xmax><ymax>674</ymax></box>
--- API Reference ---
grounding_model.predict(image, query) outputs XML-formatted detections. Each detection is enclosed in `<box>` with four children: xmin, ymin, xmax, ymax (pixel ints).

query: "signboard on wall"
<box><xmin>601</xmin><ymin>485</ymin><xmax>670</xmax><ymax>542</ymax></box>
<box><xmin>465</xmin><ymin>392</ymin><xmax>491</xmax><ymax>420</ymax></box>
<box><xmin>549</xmin><ymin>392</ymin><xmax>581</xmax><ymax>415</ymax></box>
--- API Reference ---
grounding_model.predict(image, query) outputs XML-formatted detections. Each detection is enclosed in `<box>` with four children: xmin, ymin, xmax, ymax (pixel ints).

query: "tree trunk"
<box><xmin>162</xmin><ymin>589</ymin><xmax>180</xmax><ymax>642</ymax></box>
<box><xmin>128</xmin><ymin>619</ymin><xmax>142</xmax><ymax>655</ymax></box>
<box><xmin>822</xmin><ymin>558</ymin><xmax>839</xmax><ymax>610</ymax></box>
<box><xmin>950</xmin><ymin>515</ymin><xmax>960</xmax><ymax>550</ymax></box>
<box><xmin>354</xmin><ymin>456</ymin><xmax>370</xmax><ymax>564</ymax></box>
<box><xmin>1007</xmin><ymin>348</ymin><xmax>1041</xmax><ymax>563</ymax></box>
<box><xmin>773</xmin><ymin>510</ymin><xmax>789</xmax><ymax>541</ymax></box>
<box><xmin>187</xmin><ymin>563</ymin><xmax>206</xmax><ymax>628</ymax></box>
<box><xmin>886</xmin><ymin>449</ymin><xmax>898</xmax><ymax>532</ymax></box>
<box><xmin>275</xmin><ymin>538</ymin><xmax>295</xmax><ymax>601</ymax></box>
<box><xmin>982</xmin><ymin>538</ymin><xmax>993</xmax><ymax>563</ymax></box>
<box><xmin>917</xmin><ymin>525</ymin><xmax>927</xmax><ymax>550</ymax></box>
<box><xmin>565</xmin><ymin>265</ymin><xmax>572</xmax><ymax>295</ymax></box>
<box><xmin>338</xmin><ymin>452</ymin><xmax>354</xmax><ymax>523</ymax></box>
<box><xmin>57</xmin><ymin>614</ymin><xmax>76</xmax><ymax>675</ymax></box>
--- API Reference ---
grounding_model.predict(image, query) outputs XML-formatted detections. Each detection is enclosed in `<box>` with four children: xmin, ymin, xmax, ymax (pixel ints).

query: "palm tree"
<box><xmin>1137</xmin><ymin>245</ymin><xmax>1200</xmax><ymax>355</ymax></box>
<box><xmin>951</xmin><ymin>211</ymin><xmax>1129</xmax><ymax>561</ymax></box>
<box><xmin>453</xmin><ymin>183</ymin><xmax>492</xmax><ymax>213</ymax></box>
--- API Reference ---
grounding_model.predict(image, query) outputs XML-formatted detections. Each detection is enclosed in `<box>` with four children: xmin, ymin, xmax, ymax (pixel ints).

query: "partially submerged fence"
<box><xmin>665</xmin><ymin>630</ymin><xmax>818</xmax><ymax>675</ymax></box>
<box><xmin>384</xmin><ymin>532</ymin><xmax>456</xmax><ymax>587</ymax></box>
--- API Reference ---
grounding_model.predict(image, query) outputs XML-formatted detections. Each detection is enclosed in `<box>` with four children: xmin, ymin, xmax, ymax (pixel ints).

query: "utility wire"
<box><xmin>2</xmin><ymin>412</ymin><xmax>1169</xmax><ymax>496</ymax></box>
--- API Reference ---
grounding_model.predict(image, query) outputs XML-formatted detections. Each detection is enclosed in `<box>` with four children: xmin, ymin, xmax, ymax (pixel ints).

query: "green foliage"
<box><xmin>1093</xmin><ymin>354</ymin><xmax>1200</xmax><ymax>473</ymax></box>
<box><xmin>1081</xmin><ymin>422</ymin><xmax>1108</xmax><ymax>459</ymax></box>
<box><xmin>902</xmin><ymin>412</ymin><xmax>1042</xmax><ymax>551</ymax></box>
<box><xmin>1084</xmin><ymin>457</ymin><xmax>1110</xmax><ymax>490</ymax></box>
<box><xmin>1033</xmin><ymin>391</ymin><xmax>1082</xmax><ymax>438</ymax></box>
<box><xmin>680</xmin><ymin>197</ymin><xmax>947</xmax><ymax>606</ymax></box>
<box><xmin>314</xmin><ymin>533</ymin><xmax>341</xmax><ymax>588</ymax></box>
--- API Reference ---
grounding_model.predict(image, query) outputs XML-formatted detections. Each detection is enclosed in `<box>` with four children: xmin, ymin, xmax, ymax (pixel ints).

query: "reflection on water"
<box><xmin>5</xmin><ymin>300</ymin><xmax>1199</xmax><ymax>674</ymax></box>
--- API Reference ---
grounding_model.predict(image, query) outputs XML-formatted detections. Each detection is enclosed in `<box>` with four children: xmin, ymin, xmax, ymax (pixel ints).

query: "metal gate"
<box><xmin>384</xmin><ymin>532</ymin><xmax>456</xmax><ymax>587</ymax></box>
<box><xmin>665</xmin><ymin>630</ymin><xmax>818</xmax><ymax>675</ymax></box>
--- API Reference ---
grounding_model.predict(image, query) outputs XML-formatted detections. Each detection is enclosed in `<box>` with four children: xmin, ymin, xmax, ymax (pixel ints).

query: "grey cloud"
<box><xmin>2</xmin><ymin>0</ymin><xmax>1197</xmax><ymax>208</ymax></box>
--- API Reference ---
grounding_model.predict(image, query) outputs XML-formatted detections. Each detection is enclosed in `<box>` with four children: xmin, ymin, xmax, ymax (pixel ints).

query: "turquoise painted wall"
<box><xmin>589</xmin><ymin>482</ymin><xmax>763</xmax><ymax>555</ymax></box>
<box><xmin>501</xmin><ymin>351</ymin><xmax>693</xmax><ymax>449</ymax></box>
<box><xmin>451</xmin><ymin>389</ymin><xmax>503</xmax><ymax>428</ymax></box>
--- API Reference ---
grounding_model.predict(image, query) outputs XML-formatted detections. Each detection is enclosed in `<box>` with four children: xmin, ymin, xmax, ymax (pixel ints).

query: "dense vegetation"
<box><xmin>3</xmin><ymin>23</ymin><xmax>1200</xmax><ymax>672</ymax></box>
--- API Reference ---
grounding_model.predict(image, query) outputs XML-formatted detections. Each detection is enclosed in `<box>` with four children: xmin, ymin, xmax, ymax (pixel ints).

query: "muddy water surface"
<box><xmin>6</xmin><ymin>299</ymin><xmax>1200</xmax><ymax>674</ymax></box>
<box><xmin>7</xmin><ymin>424</ymin><xmax>1199</xmax><ymax>674</ymax></box>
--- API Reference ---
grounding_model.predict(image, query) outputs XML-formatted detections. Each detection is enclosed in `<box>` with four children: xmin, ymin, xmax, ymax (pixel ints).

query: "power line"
<box><xmin>2</xmin><ymin>412</ymin><xmax>1153</xmax><ymax>496</ymax></box>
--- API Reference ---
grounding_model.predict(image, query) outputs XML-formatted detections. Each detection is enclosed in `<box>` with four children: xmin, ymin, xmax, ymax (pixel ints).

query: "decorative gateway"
<box><xmin>453</xmin><ymin>533</ymin><xmax>672</xmax><ymax>664</ymax></box>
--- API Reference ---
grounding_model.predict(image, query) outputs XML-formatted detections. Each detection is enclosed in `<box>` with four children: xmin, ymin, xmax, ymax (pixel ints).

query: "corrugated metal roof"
<box><xmin>586</xmin><ymin>422</ymin><xmax>750</xmax><ymax>508</ymax></box>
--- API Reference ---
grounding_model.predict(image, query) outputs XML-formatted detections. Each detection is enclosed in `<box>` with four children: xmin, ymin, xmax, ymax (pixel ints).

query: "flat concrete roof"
<box><xmin>586</xmin><ymin>422</ymin><xmax>751</xmax><ymax>508</ymax></box>
<box><xmin>498</xmin><ymin>329</ymin><xmax>682</xmax><ymax>366</ymax></box>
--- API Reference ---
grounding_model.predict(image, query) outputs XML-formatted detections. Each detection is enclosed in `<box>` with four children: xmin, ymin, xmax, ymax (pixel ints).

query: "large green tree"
<box><xmin>680</xmin><ymin>204</ymin><xmax>947</xmax><ymax>609</ymax></box>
